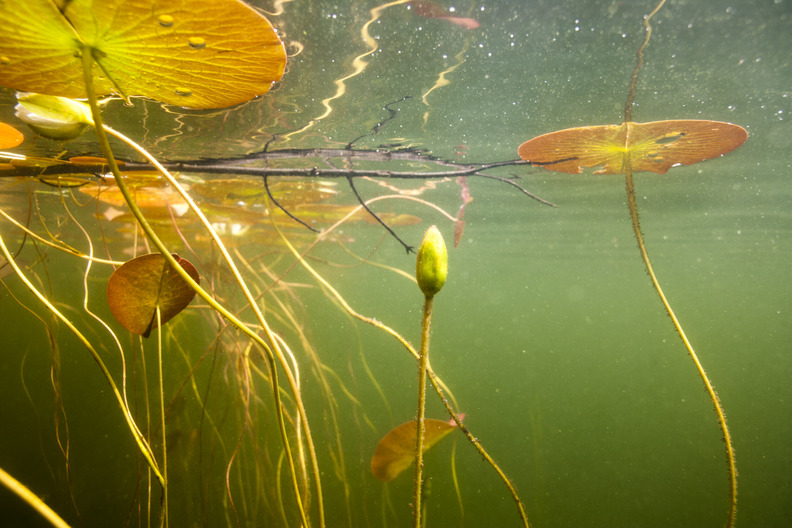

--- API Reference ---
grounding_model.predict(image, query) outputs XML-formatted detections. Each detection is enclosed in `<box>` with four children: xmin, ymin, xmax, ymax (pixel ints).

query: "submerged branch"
<box><xmin>1</xmin><ymin>155</ymin><xmax>571</xmax><ymax>208</ymax></box>
<box><xmin>1</xmin><ymin>148</ymin><xmax>572</xmax><ymax>249</ymax></box>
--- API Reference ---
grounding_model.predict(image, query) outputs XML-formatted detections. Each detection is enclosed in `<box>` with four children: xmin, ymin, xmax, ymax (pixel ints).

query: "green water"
<box><xmin>1</xmin><ymin>0</ymin><xmax>790</xmax><ymax>527</ymax></box>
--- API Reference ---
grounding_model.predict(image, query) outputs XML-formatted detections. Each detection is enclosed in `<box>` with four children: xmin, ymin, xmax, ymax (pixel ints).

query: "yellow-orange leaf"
<box><xmin>107</xmin><ymin>253</ymin><xmax>199</xmax><ymax>338</ymax></box>
<box><xmin>0</xmin><ymin>122</ymin><xmax>24</xmax><ymax>149</ymax></box>
<box><xmin>518</xmin><ymin>120</ymin><xmax>747</xmax><ymax>175</ymax></box>
<box><xmin>0</xmin><ymin>0</ymin><xmax>286</xmax><ymax>109</ymax></box>
<box><xmin>371</xmin><ymin>418</ymin><xmax>457</xmax><ymax>482</ymax></box>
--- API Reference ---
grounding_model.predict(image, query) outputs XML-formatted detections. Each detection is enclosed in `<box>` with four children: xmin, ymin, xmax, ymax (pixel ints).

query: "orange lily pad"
<box><xmin>0</xmin><ymin>0</ymin><xmax>286</xmax><ymax>109</ymax></box>
<box><xmin>0</xmin><ymin>122</ymin><xmax>24</xmax><ymax>149</ymax></box>
<box><xmin>371</xmin><ymin>418</ymin><xmax>457</xmax><ymax>482</ymax></box>
<box><xmin>518</xmin><ymin>120</ymin><xmax>747</xmax><ymax>175</ymax></box>
<box><xmin>107</xmin><ymin>253</ymin><xmax>200</xmax><ymax>338</ymax></box>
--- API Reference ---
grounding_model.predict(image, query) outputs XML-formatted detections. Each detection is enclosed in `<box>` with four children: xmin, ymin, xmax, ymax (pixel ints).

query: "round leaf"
<box><xmin>0</xmin><ymin>0</ymin><xmax>286</xmax><ymax>109</ymax></box>
<box><xmin>518</xmin><ymin>120</ymin><xmax>748</xmax><ymax>175</ymax></box>
<box><xmin>107</xmin><ymin>253</ymin><xmax>200</xmax><ymax>338</ymax></box>
<box><xmin>370</xmin><ymin>418</ymin><xmax>457</xmax><ymax>482</ymax></box>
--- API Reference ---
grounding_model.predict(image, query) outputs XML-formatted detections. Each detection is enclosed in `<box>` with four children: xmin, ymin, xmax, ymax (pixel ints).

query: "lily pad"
<box><xmin>371</xmin><ymin>418</ymin><xmax>457</xmax><ymax>482</ymax></box>
<box><xmin>107</xmin><ymin>253</ymin><xmax>200</xmax><ymax>338</ymax></box>
<box><xmin>0</xmin><ymin>0</ymin><xmax>286</xmax><ymax>109</ymax></box>
<box><xmin>0</xmin><ymin>122</ymin><xmax>24</xmax><ymax>149</ymax></box>
<box><xmin>518</xmin><ymin>120</ymin><xmax>748</xmax><ymax>174</ymax></box>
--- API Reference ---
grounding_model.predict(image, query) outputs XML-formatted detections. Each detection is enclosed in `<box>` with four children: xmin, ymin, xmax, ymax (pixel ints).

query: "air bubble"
<box><xmin>0</xmin><ymin>56</ymin><xmax>9</xmax><ymax>65</ymax></box>
<box><xmin>188</xmin><ymin>37</ymin><xmax>206</xmax><ymax>49</ymax></box>
<box><xmin>175</xmin><ymin>87</ymin><xmax>192</xmax><ymax>97</ymax></box>
<box><xmin>158</xmin><ymin>15</ymin><xmax>174</xmax><ymax>27</ymax></box>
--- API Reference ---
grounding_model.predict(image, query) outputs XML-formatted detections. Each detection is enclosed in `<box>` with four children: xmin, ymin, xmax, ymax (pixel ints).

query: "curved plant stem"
<box><xmin>412</xmin><ymin>295</ymin><xmax>433</xmax><ymax>528</ymax></box>
<box><xmin>621</xmin><ymin>2</ymin><xmax>737</xmax><ymax>526</ymax></box>
<box><xmin>0</xmin><ymin>466</ymin><xmax>71</xmax><ymax>528</ymax></box>
<box><xmin>0</xmin><ymin>232</ymin><xmax>164</xmax><ymax>488</ymax></box>
<box><xmin>156</xmin><ymin>307</ymin><xmax>168</xmax><ymax>528</ymax></box>
<box><xmin>625</xmin><ymin>167</ymin><xmax>737</xmax><ymax>528</ymax></box>
<box><xmin>0</xmin><ymin>207</ymin><xmax>122</xmax><ymax>266</ymax></box>
<box><xmin>271</xmin><ymin>216</ymin><xmax>531</xmax><ymax>528</ymax></box>
<box><xmin>79</xmin><ymin>48</ymin><xmax>319</xmax><ymax>527</ymax></box>
<box><xmin>624</xmin><ymin>0</ymin><xmax>666</xmax><ymax>122</ymax></box>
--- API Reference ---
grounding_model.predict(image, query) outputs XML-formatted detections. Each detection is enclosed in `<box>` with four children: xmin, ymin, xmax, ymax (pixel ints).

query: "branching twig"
<box><xmin>263</xmin><ymin>174</ymin><xmax>318</xmax><ymax>232</ymax></box>
<box><xmin>346</xmin><ymin>176</ymin><xmax>414</xmax><ymax>253</ymax></box>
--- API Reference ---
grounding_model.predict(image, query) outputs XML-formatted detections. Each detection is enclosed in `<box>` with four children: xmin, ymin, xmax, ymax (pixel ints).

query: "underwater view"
<box><xmin>0</xmin><ymin>0</ymin><xmax>790</xmax><ymax>527</ymax></box>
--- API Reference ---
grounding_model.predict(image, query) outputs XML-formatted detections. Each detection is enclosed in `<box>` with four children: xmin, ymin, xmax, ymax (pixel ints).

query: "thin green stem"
<box><xmin>272</xmin><ymin>216</ymin><xmax>530</xmax><ymax>527</ymax></box>
<box><xmin>0</xmin><ymin>466</ymin><xmax>72</xmax><ymax>528</ymax></box>
<box><xmin>79</xmin><ymin>46</ymin><xmax>315</xmax><ymax>527</ymax></box>
<box><xmin>156</xmin><ymin>307</ymin><xmax>168</xmax><ymax>528</ymax></box>
<box><xmin>625</xmin><ymin>169</ymin><xmax>737</xmax><ymax>528</ymax></box>
<box><xmin>620</xmin><ymin>2</ymin><xmax>737</xmax><ymax>525</ymax></box>
<box><xmin>413</xmin><ymin>295</ymin><xmax>433</xmax><ymax>528</ymax></box>
<box><xmin>624</xmin><ymin>0</ymin><xmax>666</xmax><ymax>122</ymax></box>
<box><xmin>0</xmin><ymin>231</ymin><xmax>163</xmax><ymax>487</ymax></box>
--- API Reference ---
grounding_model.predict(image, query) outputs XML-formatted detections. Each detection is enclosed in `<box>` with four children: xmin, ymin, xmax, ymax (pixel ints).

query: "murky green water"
<box><xmin>1</xmin><ymin>0</ymin><xmax>790</xmax><ymax>527</ymax></box>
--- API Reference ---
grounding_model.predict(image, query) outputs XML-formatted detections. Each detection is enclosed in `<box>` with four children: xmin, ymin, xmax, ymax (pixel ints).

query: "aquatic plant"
<box><xmin>0</xmin><ymin>2</ymin><xmax>533</xmax><ymax>527</ymax></box>
<box><xmin>106</xmin><ymin>253</ymin><xmax>200</xmax><ymax>338</ymax></box>
<box><xmin>0</xmin><ymin>1</ymin><xmax>754</xmax><ymax>527</ymax></box>
<box><xmin>517</xmin><ymin>1</ymin><xmax>743</xmax><ymax>526</ymax></box>
<box><xmin>412</xmin><ymin>225</ymin><xmax>447</xmax><ymax>528</ymax></box>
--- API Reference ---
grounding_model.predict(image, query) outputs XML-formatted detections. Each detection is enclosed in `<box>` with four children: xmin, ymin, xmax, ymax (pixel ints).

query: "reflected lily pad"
<box><xmin>78</xmin><ymin>174</ymin><xmax>188</xmax><ymax>209</ymax></box>
<box><xmin>190</xmin><ymin>179</ymin><xmax>337</xmax><ymax>206</ymax></box>
<box><xmin>0</xmin><ymin>122</ymin><xmax>23</xmax><ymax>149</ymax></box>
<box><xmin>275</xmin><ymin>203</ymin><xmax>422</xmax><ymax>227</ymax></box>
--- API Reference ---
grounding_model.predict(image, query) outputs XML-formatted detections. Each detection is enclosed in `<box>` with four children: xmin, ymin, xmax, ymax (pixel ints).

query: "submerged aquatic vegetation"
<box><xmin>371</xmin><ymin>418</ymin><xmax>458</xmax><ymax>482</ymax></box>
<box><xmin>106</xmin><ymin>253</ymin><xmax>200</xmax><ymax>338</ymax></box>
<box><xmin>518</xmin><ymin>1</ymin><xmax>745</xmax><ymax>526</ymax></box>
<box><xmin>0</xmin><ymin>0</ymin><xmax>761</xmax><ymax>527</ymax></box>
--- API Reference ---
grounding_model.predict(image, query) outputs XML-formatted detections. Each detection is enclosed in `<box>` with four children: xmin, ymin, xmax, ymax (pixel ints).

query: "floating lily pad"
<box><xmin>518</xmin><ymin>120</ymin><xmax>748</xmax><ymax>174</ymax></box>
<box><xmin>0</xmin><ymin>122</ymin><xmax>23</xmax><ymax>149</ymax></box>
<box><xmin>0</xmin><ymin>0</ymin><xmax>286</xmax><ymax>109</ymax></box>
<box><xmin>371</xmin><ymin>418</ymin><xmax>457</xmax><ymax>482</ymax></box>
<box><xmin>107</xmin><ymin>253</ymin><xmax>200</xmax><ymax>338</ymax></box>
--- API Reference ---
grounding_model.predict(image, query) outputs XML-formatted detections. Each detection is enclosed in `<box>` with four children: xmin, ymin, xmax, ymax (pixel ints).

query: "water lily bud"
<box><xmin>14</xmin><ymin>92</ymin><xmax>93</xmax><ymax>140</ymax></box>
<box><xmin>416</xmin><ymin>225</ymin><xmax>448</xmax><ymax>298</ymax></box>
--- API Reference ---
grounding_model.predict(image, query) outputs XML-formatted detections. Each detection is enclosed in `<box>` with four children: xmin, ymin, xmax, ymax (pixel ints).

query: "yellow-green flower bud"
<box><xmin>15</xmin><ymin>92</ymin><xmax>93</xmax><ymax>140</ymax></box>
<box><xmin>416</xmin><ymin>225</ymin><xmax>448</xmax><ymax>298</ymax></box>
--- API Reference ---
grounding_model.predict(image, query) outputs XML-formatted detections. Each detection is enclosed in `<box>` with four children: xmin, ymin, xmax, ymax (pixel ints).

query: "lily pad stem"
<box><xmin>413</xmin><ymin>294</ymin><xmax>433</xmax><ymax>528</ymax></box>
<box><xmin>79</xmin><ymin>46</ymin><xmax>318</xmax><ymax>528</ymax></box>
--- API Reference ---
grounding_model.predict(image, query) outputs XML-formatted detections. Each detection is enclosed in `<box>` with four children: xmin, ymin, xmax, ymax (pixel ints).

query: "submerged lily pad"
<box><xmin>518</xmin><ymin>120</ymin><xmax>748</xmax><ymax>174</ymax></box>
<box><xmin>0</xmin><ymin>0</ymin><xmax>286</xmax><ymax>109</ymax></box>
<box><xmin>371</xmin><ymin>418</ymin><xmax>457</xmax><ymax>482</ymax></box>
<box><xmin>107</xmin><ymin>253</ymin><xmax>200</xmax><ymax>338</ymax></box>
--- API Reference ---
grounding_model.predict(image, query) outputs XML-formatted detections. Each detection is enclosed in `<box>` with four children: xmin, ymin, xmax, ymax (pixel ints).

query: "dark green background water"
<box><xmin>1</xmin><ymin>0</ymin><xmax>789</xmax><ymax>527</ymax></box>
